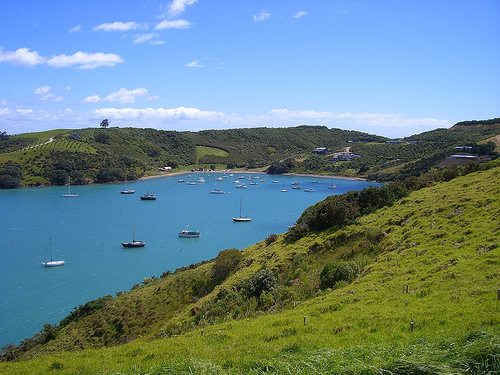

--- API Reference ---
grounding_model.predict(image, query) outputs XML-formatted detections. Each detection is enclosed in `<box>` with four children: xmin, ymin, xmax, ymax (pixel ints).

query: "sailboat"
<box><xmin>121</xmin><ymin>215</ymin><xmax>145</xmax><ymax>248</ymax></box>
<box><xmin>281</xmin><ymin>181</ymin><xmax>288</xmax><ymax>192</ymax></box>
<box><xmin>211</xmin><ymin>181</ymin><xmax>225</xmax><ymax>194</ymax></box>
<box><xmin>41</xmin><ymin>236</ymin><xmax>65</xmax><ymax>267</ymax></box>
<box><xmin>62</xmin><ymin>177</ymin><xmax>78</xmax><ymax>197</ymax></box>
<box><xmin>232</xmin><ymin>198</ymin><xmax>252</xmax><ymax>222</ymax></box>
<box><xmin>120</xmin><ymin>181</ymin><xmax>135</xmax><ymax>194</ymax></box>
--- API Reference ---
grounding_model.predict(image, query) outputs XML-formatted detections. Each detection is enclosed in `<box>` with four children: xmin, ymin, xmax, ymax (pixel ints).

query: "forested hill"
<box><xmin>191</xmin><ymin>126</ymin><xmax>382</xmax><ymax>167</ymax></box>
<box><xmin>0</xmin><ymin>125</ymin><xmax>384</xmax><ymax>188</ymax></box>
<box><xmin>0</xmin><ymin>119</ymin><xmax>499</xmax><ymax>189</ymax></box>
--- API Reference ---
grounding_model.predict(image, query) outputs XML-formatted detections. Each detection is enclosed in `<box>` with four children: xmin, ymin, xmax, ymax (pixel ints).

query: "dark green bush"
<box><xmin>0</xmin><ymin>163</ymin><xmax>23</xmax><ymax>189</ymax></box>
<box><xmin>245</xmin><ymin>269</ymin><xmax>277</xmax><ymax>298</ymax></box>
<box><xmin>265</xmin><ymin>233</ymin><xmax>278</xmax><ymax>246</ymax></box>
<box><xmin>319</xmin><ymin>261</ymin><xmax>360</xmax><ymax>289</ymax></box>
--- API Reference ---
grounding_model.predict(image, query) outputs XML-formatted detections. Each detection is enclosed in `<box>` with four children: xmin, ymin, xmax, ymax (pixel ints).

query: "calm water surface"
<box><xmin>0</xmin><ymin>172</ymin><xmax>380</xmax><ymax>347</ymax></box>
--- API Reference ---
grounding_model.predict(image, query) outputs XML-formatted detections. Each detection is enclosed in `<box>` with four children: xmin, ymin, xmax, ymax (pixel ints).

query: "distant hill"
<box><xmin>1</xmin><ymin>159</ymin><xmax>499</xmax><ymax>373</ymax></box>
<box><xmin>0</xmin><ymin>119</ymin><xmax>498</xmax><ymax>189</ymax></box>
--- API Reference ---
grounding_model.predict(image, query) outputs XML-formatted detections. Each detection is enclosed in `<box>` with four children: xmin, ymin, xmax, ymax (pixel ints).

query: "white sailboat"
<box><xmin>41</xmin><ymin>236</ymin><xmax>65</xmax><ymax>267</ymax></box>
<box><xmin>120</xmin><ymin>181</ymin><xmax>135</xmax><ymax>194</ymax></box>
<box><xmin>281</xmin><ymin>181</ymin><xmax>288</xmax><ymax>192</ymax></box>
<box><xmin>62</xmin><ymin>177</ymin><xmax>78</xmax><ymax>197</ymax></box>
<box><xmin>232</xmin><ymin>198</ymin><xmax>252</xmax><ymax>222</ymax></box>
<box><xmin>328</xmin><ymin>179</ymin><xmax>338</xmax><ymax>189</ymax></box>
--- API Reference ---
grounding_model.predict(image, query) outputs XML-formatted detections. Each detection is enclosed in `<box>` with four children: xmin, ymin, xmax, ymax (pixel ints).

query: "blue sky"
<box><xmin>1</xmin><ymin>0</ymin><xmax>499</xmax><ymax>138</ymax></box>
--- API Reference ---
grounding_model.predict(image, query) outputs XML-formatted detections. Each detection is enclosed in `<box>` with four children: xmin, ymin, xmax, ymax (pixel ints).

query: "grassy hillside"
<box><xmin>1</xmin><ymin>162</ymin><xmax>499</xmax><ymax>374</ymax></box>
<box><xmin>350</xmin><ymin>119</ymin><xmax>500</xmax><ymax>181</ymax></box>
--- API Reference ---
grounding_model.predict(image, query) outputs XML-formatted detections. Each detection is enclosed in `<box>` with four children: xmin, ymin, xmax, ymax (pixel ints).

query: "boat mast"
<box><xmin>132</xmin><ymin>215</ymin><xmax>135</xmax><ymax>242</ymax></box>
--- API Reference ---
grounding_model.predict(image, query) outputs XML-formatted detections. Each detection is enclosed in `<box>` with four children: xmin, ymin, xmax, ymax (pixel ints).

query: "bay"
<box><xmin>0</xmin><ymin>172</ymin><xmax>380</xmax><ymax>347</ymax></box>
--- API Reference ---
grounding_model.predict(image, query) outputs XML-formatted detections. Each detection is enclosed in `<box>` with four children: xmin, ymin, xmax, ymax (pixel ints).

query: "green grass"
<box><xmin>195</xmin><ymin>146</ymin><xmax>229</xmax><ymax>161</ymax></box>
<box><xmin>0</xmin><ymin>130</ymin><xmax>97</xmax><ymax>165</ymax></box>
<box><xmin>1</xmin><ymin>167</ymin><xmax>499</xmax><ymax>374</ymax></box>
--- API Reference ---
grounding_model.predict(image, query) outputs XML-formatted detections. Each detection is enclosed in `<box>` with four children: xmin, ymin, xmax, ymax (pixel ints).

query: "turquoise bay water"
<box><xmin>0</xmin><ymin>173</ymin><xmax>380</xmax><ymax>347</ymax></box>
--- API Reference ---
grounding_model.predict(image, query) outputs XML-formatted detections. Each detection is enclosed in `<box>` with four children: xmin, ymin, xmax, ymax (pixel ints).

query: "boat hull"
<box><xmin>178</xmin><ymin>231</ymin><xmax>200</xmax><ymax>238</ymax></box>
<box><xmin>232</xmin><ymin>217</ymin><xmax>252</xmax><ymax>222</ymax></box>
<box><xmin>121</xmin><ymin>241</ymin><xmax>145</xmax><ymax>248</ymax></box>
<box><xmin>41</xmin><ymin>260</ymin><xmax>65</xmax><ymax>267</ymax></box>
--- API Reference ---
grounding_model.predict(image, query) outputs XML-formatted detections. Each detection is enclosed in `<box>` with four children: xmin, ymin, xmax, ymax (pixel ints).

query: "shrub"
<box><xmin>319</xmin><ymin>261</ymin><xmax>360</xmax><ymax>289</ymax></box>
<box><xmin>0</xmin><ymin>163</ymin><xmax>23</xmax><ymax>189</ymax></box>
<box><xmin>265</xmin><ymin>233</ymin><xmax>278</xmax><ymax>246</ymax></box>
<box><xmin>190</xmin><ymin>249</ymin><xmax>243</xmax><ymax>297</ymax></box>
<box><xmin>59</xmin><ymin>295</ymin><xmax>113</xmax><ymax>328</ymax></box>
<box><xmin>245</xmin><ymin>269</ymin><xmax>277</xmax><ymax>298</ymax></box>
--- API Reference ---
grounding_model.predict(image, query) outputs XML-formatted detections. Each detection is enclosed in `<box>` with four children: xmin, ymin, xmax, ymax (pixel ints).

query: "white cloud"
<box><xmin>33</xmin><ymin>85</ymin><xmax>63</xmax><ymax>102</ymax></box>
<box><xmin>164</xmin><ymin>0</ymin><xmax>198</xmax><ymax>19</ymax></box>
<box><xmin>93</xmin><ymin>106</ymin><xmax>225</xmax><ymax>122</ymax></box>
<box><xmin>185</xmin><ymin>60</ymin><xmax>204</xmax><ymax>68</ymax></box>
<box><xmin>103</xmin><ymin>88</ymin><xmax>148</xmax><ymax>104</ymax></box>
<box><xmin>0</xmin><ymin>102</ymin><xmax>450</xmax><ymax>138</ymax></box>
<box><xmin>34</xmin><ymin>86</ymin><xmax>51</xmax><ymax>95</ymax></box>
<box><xmin>133</xmin><ymin>33</ymin><xmax>161</xmax><ymax>44</ymax></box>
<box><xmin>69</xmin><ymin>25</ymin><xmax>82</xmax><ymax>33</ymax></box>
<box><xmin>293</xmin><ymin>11</ymin><xmax>307</xmax><ymax>18</ymax></box>
<box><xmin>253</xmin><ymin>10</ymin><xmax>271</xmax><ymax>22</ymax></box>
<box><xmin>83</xmin><ymin>95</ymin><xmax>101</xmax><ymax>104</ymax></box>
<box><xmin>263</xmin><ymin>109</ymin><xmax>449</xmax><ymax>137</ymax></box>
<box><xmin>0</xmin><ymin>47</ymin><xmax>123</xmax><ymax>69</ymax></box>
<box><xmin>47</xmin><ymin>52</ymin><xmax>123</xmax><ymax>69</ymax></box>
<box><xmin>149</xmin><ymin>40</ymin><xmax>166</xmax><ymax>45</ymax></box>
<box><xmin>156</xmin><ymin>19</ymin><xmax>191</xmax><ymax>29</ymax></box>
<box><xmin>93</xmin><ymin>22</ymin><xmax>144</xmax><ymax>32</ymax></box>
<box><xmin>16</xmin><ymin>109</ymin><xmax>33</xmax><ymax>115</ymax></box>
<box><xmin>0</xmin><ymin>47</ymin><xmax>46</xmax><ymax>67</ymax></box>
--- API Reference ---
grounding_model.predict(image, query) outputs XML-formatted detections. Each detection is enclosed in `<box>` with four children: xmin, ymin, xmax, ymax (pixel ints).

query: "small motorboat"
<box><xmin>178</xmin><ymin>226</ymin><xmax>200</xmax><ymax>238</ymax></box>
<box><xmin>140</xmin><ymin>191</ymin><xmax>156</xmax><ymax>200</ymax></box>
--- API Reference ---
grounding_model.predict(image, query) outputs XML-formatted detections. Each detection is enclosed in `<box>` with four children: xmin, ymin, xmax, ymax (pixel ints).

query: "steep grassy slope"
<box><xmin>1</xmin><ymin>164</ymin><xmax>499</xmax><ymax>374</ymax></box>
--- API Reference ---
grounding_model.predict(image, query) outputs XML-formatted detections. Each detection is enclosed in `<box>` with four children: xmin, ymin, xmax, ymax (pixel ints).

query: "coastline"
<box><xmin>16</xmin><ymin>170</ymin><xmax>371</xmax><ymax>189</ymax></box>
<box><xmin>137</xmin><ymin>170</ymin><xmax>370</xmax><ymax>182</ymax></box>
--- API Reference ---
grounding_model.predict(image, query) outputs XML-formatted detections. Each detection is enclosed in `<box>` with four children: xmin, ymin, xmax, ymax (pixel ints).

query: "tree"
<box><xmin>319</xmin><ymin>261</ymin><xmax>360</xmax><ymax>289</ymax></box>
<box><xmin>0</xmin><ymin>163</ymin><xmax>23</xmax><ymax>189</ymax></box>
<box><xmin>100</xmin><ymin>119</ymin><xmax>109</xmax><ymax>128</ymax></box>
<box><xmin>245</xmin><ymin>269</ymin><xmax>277</xmax><ymax>298</ymax></box>
<box><xmin>50</xmin><ymin>169</ymin><xmax>69</xmax><ymax>186</ymax></box>
<box><xmin>95</xmin><ymin>132</ymin><xmax>110</xmax><ymax>144</ymax></box>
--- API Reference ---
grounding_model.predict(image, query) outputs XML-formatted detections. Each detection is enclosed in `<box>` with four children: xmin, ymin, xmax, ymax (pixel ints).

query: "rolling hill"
<box><xmin>1</xmin><ymin>118</ymin><xmax>499</xmax><ymax>189</ymax></box>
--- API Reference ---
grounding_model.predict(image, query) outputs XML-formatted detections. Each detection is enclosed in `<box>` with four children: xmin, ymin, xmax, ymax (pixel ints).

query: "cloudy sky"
<box><xmin>0</xmin><ymin>0</ymin><xmax>499</xmax><ymax>137</ymax></box>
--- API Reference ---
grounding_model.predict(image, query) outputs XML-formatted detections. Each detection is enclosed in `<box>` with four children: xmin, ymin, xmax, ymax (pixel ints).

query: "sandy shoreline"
<box><xmin>138</xmin><ymin>170</ymin><xmax>369</xmax><ymax>182</ymax></box>
<box><xmin>17</xmin><ymin>169</ymin><xmax>370</xmax><ymax>189</ymax></box>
